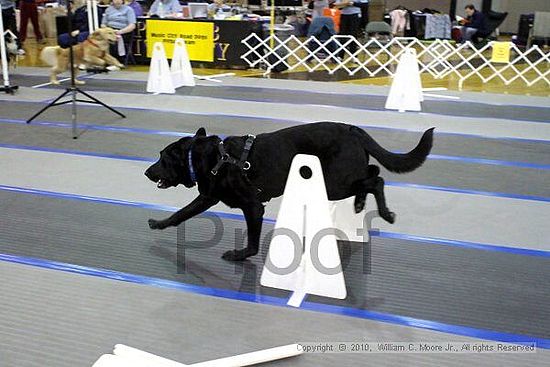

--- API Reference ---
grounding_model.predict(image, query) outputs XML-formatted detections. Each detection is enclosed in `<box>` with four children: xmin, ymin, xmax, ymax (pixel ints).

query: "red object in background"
<box><xmin>323</xmin><ymin>7</ymin><xmax>341</xmax><ymax>33</ymax></box>
<box><xmin>19</xmin><ymin>0</ymin><xmax>44</xmax><ymax>44</ymax></box>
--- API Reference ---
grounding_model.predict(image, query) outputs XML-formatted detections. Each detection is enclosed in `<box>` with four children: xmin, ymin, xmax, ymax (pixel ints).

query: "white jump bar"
<box><xmin>188</xmin><ymin>343</ymin><xmax>302</xmax><ymax>366</ymax></box>
<box><xmin>102</xmin><ymin>343</ymin><xmax>302</xmax><ymax>367</ymax></box>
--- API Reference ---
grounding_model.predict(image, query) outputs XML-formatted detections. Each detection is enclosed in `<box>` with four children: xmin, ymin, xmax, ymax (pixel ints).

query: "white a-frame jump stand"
<box><xmin>147</xmin><ymin>39</ymin><xmax>235</xmax><ymax>94</ymax></box>
<box><xmin>261</xmin><ymin>154</ymin><xmax>347</xmax><ymax>307</ymax></box>
<box><xmin>171</xmin><ymin>38</ymin><xmax>195</xmax><ymax>88</ymax></box>
<box><xmin>385</xmin><ymin>48</ymin><xmax>423</xmax><ymax>112</ymax></box>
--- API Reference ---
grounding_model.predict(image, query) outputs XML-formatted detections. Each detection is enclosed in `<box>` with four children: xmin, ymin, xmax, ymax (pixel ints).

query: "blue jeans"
<box><xmin>459</xmin><ymin>26</ymin><xmax>478</xmax><ymax>42</ymax></box>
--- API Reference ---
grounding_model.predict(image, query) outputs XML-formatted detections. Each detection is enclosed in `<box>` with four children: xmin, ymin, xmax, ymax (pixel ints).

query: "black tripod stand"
<box><xmin>26</xmin><ymin>0</ymin><xmax>125</xmax><ymax>139</ymax></box>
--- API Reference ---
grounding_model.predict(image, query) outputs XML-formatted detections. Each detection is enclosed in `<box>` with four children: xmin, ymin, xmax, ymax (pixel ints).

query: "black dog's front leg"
<box><xmin>148</xmin><ymin>195</ymin><xmax>219</xmax><ymax>230</ymax></box>
<box><xmin>222</xmin><ymin>203</ymin><xmax>265</xmax><ymax>261</ymax></box>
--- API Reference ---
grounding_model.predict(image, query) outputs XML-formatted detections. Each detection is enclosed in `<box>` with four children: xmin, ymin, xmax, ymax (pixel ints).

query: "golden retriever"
<box><xmin>40</xmin><ymin>27</ymin><xmax>124</xmax><ymax>85</ymax></box>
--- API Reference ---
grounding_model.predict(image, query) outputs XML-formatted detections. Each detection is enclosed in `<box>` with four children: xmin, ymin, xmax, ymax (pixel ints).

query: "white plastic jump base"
<box><xmin>171</xmin><ymin>38</ymin><xmax>195</xmax><ymax>88</ymax></box>
<box><xmin>92</xmin><ymin>343</ymin><xmax>302</xmax><ymax>367</ymax></box>
<box><xmin>146</xmin><ymin>42</ymin><xmax>175</xmax><ymax>94</ymax></box>
<box><xmin>261</xmin><ymin>154</ymin><xmax>347</xmax><ymax>308</ymax></box>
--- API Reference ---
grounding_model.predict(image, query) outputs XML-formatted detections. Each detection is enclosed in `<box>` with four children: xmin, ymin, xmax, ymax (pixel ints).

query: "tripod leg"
<box><xmin>76</xmin><ymin>88</ymin><xmax>126</xmax><ymax>118</ymax></box>
<box><xmin>26</xmin><ymin>89</ymin><xmax>72</xmax><ymax>123</ymax></box>
<box><xmin>71</xmin><ymin>88</ymin><xmax>78</xmax><ymax>139</ymax></box>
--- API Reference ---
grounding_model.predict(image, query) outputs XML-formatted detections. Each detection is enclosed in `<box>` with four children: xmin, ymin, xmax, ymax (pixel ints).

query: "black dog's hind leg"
<box><xmin>354</xmin><ymin>165</ymin><xmax>380</xmax><ymax>213</ymax></box>
<box><xmin>367</xmin><ymin>177</ymin><xmax>395</xmax><ymax>224</ymax></box>
<box><xmin>222</xmin><ymin>203</ymin><xmax>265</xmax><ymax>261</ymax></box>
<box><xmin>148</xmin><ymin>195</ymin><xmax>219</xmax><ymax>230</ymax></box>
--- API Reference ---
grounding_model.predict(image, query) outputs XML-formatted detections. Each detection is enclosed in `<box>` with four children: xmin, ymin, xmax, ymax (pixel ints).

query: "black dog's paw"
<box><xmin>148</xmin><ymin>218</ymin><xmax>166</xmax><ymax>230</ymax></box>
<box><xmin>354</xmin><ymin>195</ymin><xmax>366</xmax><ymax>213</ymax></box>
<box><xmin>382</xmin><ymin>212</ymin><xmax>396</xmax><ymax>224</ymax></box>
<box><xmin>354</xmin><ymin>200</ymin><xmax>365</xmax><ymax>214</ymax></box>
<box><xmin>222</xmin><ymin>249</ymin><xmax>254</xmax><ymax>262</ymax></box>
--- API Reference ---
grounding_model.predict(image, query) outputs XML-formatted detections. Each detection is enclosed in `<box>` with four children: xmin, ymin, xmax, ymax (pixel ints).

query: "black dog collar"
<box><xmin>211</xmin><ymin>135</ymin><xmax>256</xmax><ymax>176</ymax></box>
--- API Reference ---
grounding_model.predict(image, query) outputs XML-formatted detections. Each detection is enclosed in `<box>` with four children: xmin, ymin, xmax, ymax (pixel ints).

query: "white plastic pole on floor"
<box><xmin>101</xmin><ymin>343</ymin><xmax>302</xmax><ymax>367</ymax></box>
<box><xmin>187</xmin><ymin>344</ymin><xmax>302</xmax><ymax>367</ymax></box>
<box><xmin>114</xmin><ymin>344</ymin><xmax>187</xmax><ymax>366</ymax></box>
<box><xmin>261</xmin><ymin>154</ymin><xmax>347</xmax><ymax>308</ymax></box>
<box><xmin>194</xmin><ymin>72</ymin><xmax>236</xmax><ymax>83</ymax></box>
<box><xmin>92</xmin><ymin>354</ymin><xmax>138</xmax><ymax>367</ymax></box>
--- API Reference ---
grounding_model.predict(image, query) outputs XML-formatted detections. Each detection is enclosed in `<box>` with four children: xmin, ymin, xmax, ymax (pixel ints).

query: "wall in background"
<box><xmin>385</xmin><ymin>0</ymin><xmax>452</xmax><ymax>14</ymax></box>
<box><xmin>492</xmin><ymin>0</ymin><xmax>550</xmax><ymax>33</ymax></box>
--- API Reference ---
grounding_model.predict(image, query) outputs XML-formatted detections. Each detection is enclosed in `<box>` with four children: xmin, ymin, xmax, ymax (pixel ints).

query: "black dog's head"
<box><xmin>145</xmin><ymin>127</ymin><xmax>206</xmax><ymax>189</ymax></box>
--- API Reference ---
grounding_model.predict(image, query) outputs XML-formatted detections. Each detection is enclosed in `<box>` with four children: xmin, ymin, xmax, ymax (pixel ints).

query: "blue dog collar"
<box><xmin>188</xmin><ymin>149</ymin><xmax>196</xmax><ymax>184</ymax></box>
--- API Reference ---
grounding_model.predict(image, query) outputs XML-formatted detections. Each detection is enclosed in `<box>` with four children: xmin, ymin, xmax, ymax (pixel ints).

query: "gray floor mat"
<box><xmin>3</xmin><ymin>260</ymin><xmax>548</xmax><ymax>367</ymax></box>
<box><xmin>0</xmin><ymin>190</ymin><xmax>548</xmax><ymax>339</ymax></box>
<box><xmin>9</xmin><ymin>74</ymin><xmax>550</xmax><ymax>123</ymax></box>
<box><xmin>1</xmin><ymin>118</ymin><xmax>549</xmax><ymax>199</ymax></box>
<box><xmin>4</xmin><ymin>100</ymin><xmax>549</xmax><ymax>165</ymax></box>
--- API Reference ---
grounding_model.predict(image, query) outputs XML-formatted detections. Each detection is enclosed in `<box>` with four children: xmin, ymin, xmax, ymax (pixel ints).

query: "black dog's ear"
<box><xmin>195</xmin><ymin>127</ymin><xmax>206</xmax><ymax>137</ymax></box>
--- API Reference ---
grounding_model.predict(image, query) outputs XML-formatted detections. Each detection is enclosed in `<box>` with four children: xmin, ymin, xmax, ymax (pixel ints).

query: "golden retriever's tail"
<box><xmin>352</xmin><ymin>126</ymin><xmax>435</xmax><ymax>173</ymax></box>
<box><xmin>40</xmin><ymin>46</ymin><xmax>61</xmax><ymax>66</ymax></box>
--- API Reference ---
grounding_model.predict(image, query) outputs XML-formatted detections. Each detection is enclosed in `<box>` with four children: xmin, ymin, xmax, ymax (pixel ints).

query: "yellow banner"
<box><xmin>491</xmin><ymin>42</ymin><xmax>511</xmax><ymax>63</ymax></box>
<box><xmin>146</xmin><ymin>20</ymin><xmax>214</xmax><ymax>62</ymax></box>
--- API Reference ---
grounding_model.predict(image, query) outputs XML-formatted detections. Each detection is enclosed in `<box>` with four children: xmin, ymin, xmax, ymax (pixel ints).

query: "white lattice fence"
<box><xmin>241</xmin><ymin>34</ymin><xmax>550</xmax><ymax>89</ymax></box>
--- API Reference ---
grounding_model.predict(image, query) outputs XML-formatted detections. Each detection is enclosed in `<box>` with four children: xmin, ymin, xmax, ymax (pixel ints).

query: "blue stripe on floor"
<box><xmin>1</xmin><ymin>144</ymin><xmax>549</xmax><ymax>201</ymax></box>
<box><xmin>2</xmin><ymin>100</ymin><xmax>549</xmax><ymax>144</ymax></box>
<box><xmin>1</xmin><ymin>252</ymin><xmax>548</xmax><ymax>349</ymax></box>
<box><xmin>2</xmin><ymin>127</ymin><xmax>550</xmax><ymax>170</ymax></box>
<box><xmin>33</xmin><ymin>80</ymin><xmax>550</xmax><ymax>124</ymax></box>
<box><xmin>385</xmin><ymin>181</ymin><xmax>550</xmax><ymax>203</ymax></box>
<box><xmin>0</xmin><ymin>143</ymin><xmax>156</xmax><ymax>163</ymax></box>
<box><xmin>1</xmin><ymin>184</ymin><xmax>548</xmax><ymax>258</ymax></box>
<box><xmin>427</xmin><ymin>154</ymin><xmax>550</xmax><ymax>170</ymax></box>
<box><xmin>0</xmin><ymin>117</ymin><xmax>193</xmax><ymax>138</ymax></box>
<box><xmin>373</xmin><ymin>231</ymin><xmax>550</xmax><ymax>258</ymax></box>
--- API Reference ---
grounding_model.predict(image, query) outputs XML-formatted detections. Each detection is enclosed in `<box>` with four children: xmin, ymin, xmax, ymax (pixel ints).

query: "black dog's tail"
<box><xmin>354</xmin><ymin>127</ymin><xmax>435</xmax><ymax>173</ymax></box>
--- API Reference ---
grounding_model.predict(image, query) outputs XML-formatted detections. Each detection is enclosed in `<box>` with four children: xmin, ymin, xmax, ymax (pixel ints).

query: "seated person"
<box><xmin>148</xmin><ymin>0</ymin><xmax>182</xmax><ymax>18</ymax></box>
<box><xmin>458</xmin><ymin>4</ymin><xmax>488</xmax><ymax>42</ymax></box>
<box><xmin>208</xmin><ymin>0</ymin><xmax>230</xmax><ymax>13</ymax></box>
<box><xmin>101</xmin><ymin>0</ymin><xmax>136</xmax><ymax>60</ymax></box>
<box><xmin>126</xmin><ymin>0</ymin><xmax>144</xmax><ymax>17</ymax></box>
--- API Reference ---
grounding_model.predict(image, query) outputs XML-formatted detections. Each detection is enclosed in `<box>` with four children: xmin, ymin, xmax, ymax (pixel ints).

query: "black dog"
<box><xmin>145</xmin><ymin>122</ymin><xmax>434</xmax><ymax>261</ymax></box>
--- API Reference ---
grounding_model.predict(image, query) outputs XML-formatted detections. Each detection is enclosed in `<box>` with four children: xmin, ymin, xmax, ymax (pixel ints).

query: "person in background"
<box><xmin>19</xmin><ymin>0</ymin><xmax>46</xmax><ymax>47</ymax></box>
<box><xmin>309</xmin><ymin>0</ymin><xmax>328</xmax><ymax>20</ymax></box>
<box><xmin>101</xmin><ymin>0</ymin><xmax>136</xmax><ymax>60</ymax></box>
<box><xmin>126</xmin><ymin>0</ymin><xmax>143</xmax><ymax>17</ymax></box>
<box><xmin>458</xmin><ymin>4</ymin><xmax>488</xmax><ymax>43</ymax></box>
<box><xmin>334</xmin><ymin>0</ymin><xmax>360</xmax><ymax>56</ymax></box>
<box><xmin>208</xmin><ymin>0</ymin><xmax>229</xmax><ymax>13</ymax></box>
<box><xmin>148</xmin><ymin>0</ymin><xmax>182</xmax><ymax>18</ymax></box>
<box><xmin>57</xmin><ymin>0</ymin><xmax>90</xmax><ymax>48</ymax></box>
<box><xmin>1</xmin><ymin>0</ymin><xmax>23</xmax><ymax>54</ymax></box>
